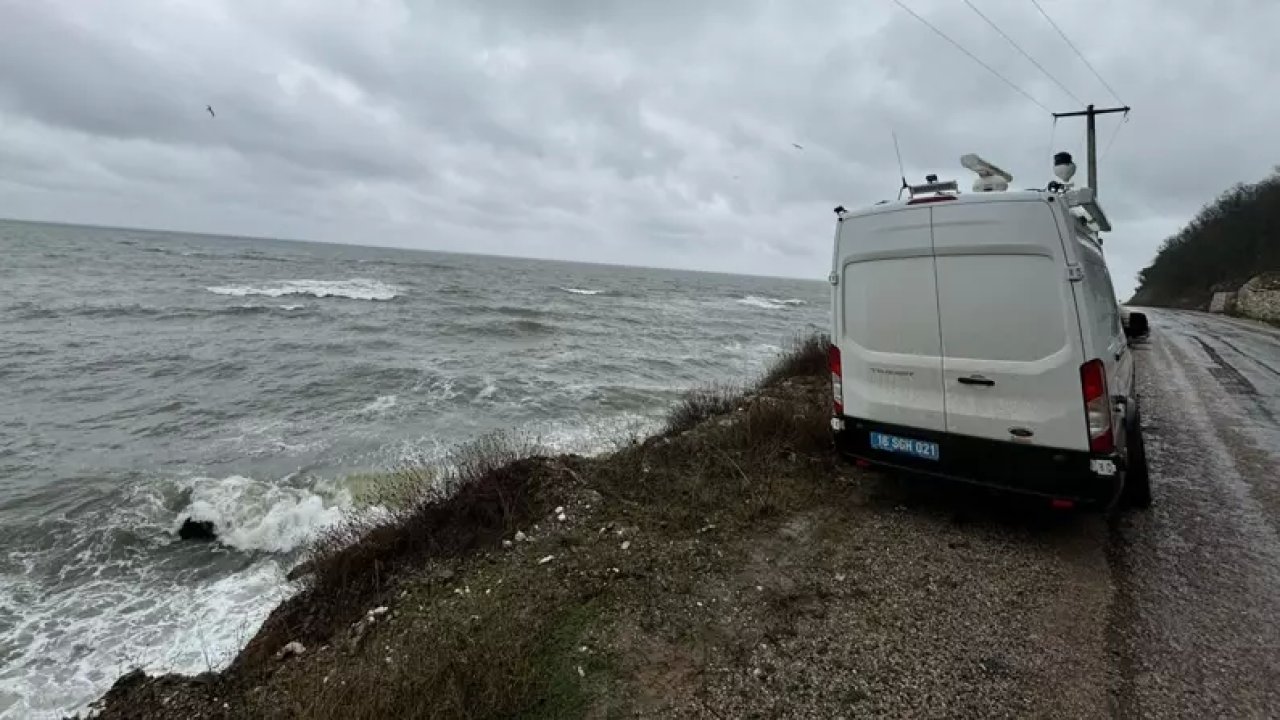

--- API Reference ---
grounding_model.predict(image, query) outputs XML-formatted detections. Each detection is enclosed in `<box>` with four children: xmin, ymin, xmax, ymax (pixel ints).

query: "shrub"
<box><xmin>307</xmin><ymin>433</ymin><xmax>544</xmax><ymax>599</ymax></box>
<box><xmin>237</xmin><ymin>433</ymin><xmax>550</xmax><ymax>668</ymax></box>
<box><xmin>662</xmin><ymin>384</ymin><xmax>744</xmax><ymax>436</ymax></box>
<box><xmin>759</xmin><ymin>333</ymin><xmax>830</xmax><ymax>388</ymax></box>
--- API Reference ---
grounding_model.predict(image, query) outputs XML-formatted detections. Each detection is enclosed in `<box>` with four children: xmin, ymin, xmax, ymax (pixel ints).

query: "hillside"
<box><xmin>85</xmin><ymin>337</ymin><xmax>1114</xmax><ymax>720</ymax></box>
<box><xmin>1130</xmin><ymin>169</ymin><xmax>1280</xmax><ymax>308</ymax></box>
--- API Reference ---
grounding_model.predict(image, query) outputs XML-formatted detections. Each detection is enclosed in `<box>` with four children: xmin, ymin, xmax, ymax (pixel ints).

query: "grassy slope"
<box><xmin>88</xmin><ymin>335</ymin><xmax>1115</xmax><ymax>719</ymax></box>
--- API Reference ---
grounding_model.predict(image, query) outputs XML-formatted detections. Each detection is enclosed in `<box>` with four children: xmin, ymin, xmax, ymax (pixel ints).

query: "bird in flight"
<box><xmin>791</xmin><ymin>143</ymin><xmax>803</xmax><ymax>150</ymax></box>
<box><xmin>206</xmin><ymin>105</ymin><xmax>216</xmax><ymax>118</ymax></box>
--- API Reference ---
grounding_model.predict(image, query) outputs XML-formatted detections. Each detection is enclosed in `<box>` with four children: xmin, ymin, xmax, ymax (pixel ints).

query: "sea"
<box><xmin>0</xmin><ymin>218</ymin><xmax>829</xmax><ymax>718</ymax></box>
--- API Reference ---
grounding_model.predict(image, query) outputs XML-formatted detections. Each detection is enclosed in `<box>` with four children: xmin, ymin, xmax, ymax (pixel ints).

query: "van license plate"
<box><xmin>869</xmin><ymin>432</ymin><xmax>940</xmax><ymax>461</ymax></box>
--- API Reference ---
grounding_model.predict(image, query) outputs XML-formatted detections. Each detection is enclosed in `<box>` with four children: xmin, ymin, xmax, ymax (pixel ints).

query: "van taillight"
<box><xmin>829</xmin><ymin>344</ymin><xmax>843</xmax><ymax>416</ymax></box>
<box><xmin>1079</xmin><ymin>359</ymin><xmax>1113</xmax><ymax>453</ymax></box>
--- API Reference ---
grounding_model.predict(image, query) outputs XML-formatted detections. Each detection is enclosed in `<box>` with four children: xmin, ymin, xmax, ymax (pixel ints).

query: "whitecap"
<box><xmin>206</xmin><ymin>279</ymin><xmax>399</xmax><ymax>301</ymax></box>
<box><xmin>0</xmin><ymin>555</ymin><xmax>293</xmax><ymax>720</ymax></box>
<box><xmin>411</xmin><ymin>376</ymin><xmax>458</xmax><ymax>403</ymax></box>
<box><xmin>358</xmin><ymin>394</ymin><xmax>398</xmax><ymax>415</ymax></box>
<box><xmin>474</xmin><ymin>382</ymin><xmax>498</xmax><ymax>401</ymax></box>
<box><xmin>0</xmin><ymin>473</ymin><xmax>351</xmax><ymax>717</ymax></box>
<box><xmin>559</xmin><ymin>287</ymin><xmax>603</xmax><ymax>296</ymax></box>
<box><xmin>737</xmin><ymin>295</ymin><xmax>807</xmax><ymax>310</ymax></box>
<box><xmin>178</xmin><ymin>475</ymin><xmax>352</xmax><ymax>553</ymax></box>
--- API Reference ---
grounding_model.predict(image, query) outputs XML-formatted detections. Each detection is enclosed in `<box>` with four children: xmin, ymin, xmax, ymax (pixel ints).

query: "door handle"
<box><xmin>957</xmin><ymin>376</ymin><xmax>995</xmax><ymax>387</ymax></box>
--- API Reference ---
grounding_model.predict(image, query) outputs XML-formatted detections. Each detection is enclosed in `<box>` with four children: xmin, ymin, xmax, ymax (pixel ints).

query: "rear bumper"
<box><xmin>833</xmin><ymin>415</ymin><xmax>1122</xmax><ymax>507</ymax></box>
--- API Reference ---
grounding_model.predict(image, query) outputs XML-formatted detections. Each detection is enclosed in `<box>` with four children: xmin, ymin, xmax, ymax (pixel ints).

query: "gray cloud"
<box><xmin>2</xmin><ymin>0</ymin><xmax>1279</xmax><ymax>293</ymax></box>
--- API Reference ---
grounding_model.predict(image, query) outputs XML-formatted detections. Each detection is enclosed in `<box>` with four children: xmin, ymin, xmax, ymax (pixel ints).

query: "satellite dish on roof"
<box><xmin>960</xmin><ymin>154</ymin><xmax>1012</xmax><ymax>192</ymax></box>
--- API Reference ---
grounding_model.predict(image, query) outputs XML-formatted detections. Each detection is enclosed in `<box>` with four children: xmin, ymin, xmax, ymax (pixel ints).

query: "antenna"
<box><xmin>892</xmin><ymin>132</ymin><xmax>909</xmax><ymax>199</ymax></box>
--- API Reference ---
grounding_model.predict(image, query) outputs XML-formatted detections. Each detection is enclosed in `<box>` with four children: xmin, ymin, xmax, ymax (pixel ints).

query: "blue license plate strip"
<box><xmin>869</xmin><ymin>431</ymin><xmax>940</xmax><ymax>461</ymax></box>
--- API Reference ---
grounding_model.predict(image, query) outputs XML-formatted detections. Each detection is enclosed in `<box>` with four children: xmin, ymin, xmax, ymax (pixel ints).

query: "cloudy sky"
<box><xmin>2</xmin><ymin>0</ymin><xmax>1277</xmax><ymax>296</ymax></box>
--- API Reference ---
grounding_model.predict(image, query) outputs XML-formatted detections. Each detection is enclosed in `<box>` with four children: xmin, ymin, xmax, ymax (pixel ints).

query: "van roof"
<box><xmin>841</xmin><ymin>190</ymin><xmax>1052</xmax><ymax>221</ymax></box>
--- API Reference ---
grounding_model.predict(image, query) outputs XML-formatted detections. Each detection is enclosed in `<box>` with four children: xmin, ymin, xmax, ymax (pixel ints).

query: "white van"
<box><xmin>828</xmin><ymin>158</ymin><xmax>1150</xmax><ymax>509</ymax></box>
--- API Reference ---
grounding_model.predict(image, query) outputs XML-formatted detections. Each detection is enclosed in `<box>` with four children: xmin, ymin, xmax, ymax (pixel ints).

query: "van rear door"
<box><xmin>835</xmin><ymin>208</ymin><xmax>946</xmax><ymax>431</ymax></box>
<box><xmin>931</xmin><ymin>199</ymin><xmax>1089</xmax><ymax>451</ymax></box>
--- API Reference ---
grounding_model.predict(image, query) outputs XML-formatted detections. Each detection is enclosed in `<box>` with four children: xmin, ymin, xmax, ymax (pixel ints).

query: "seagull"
<box><xmin>206</xmin><ymin>105</ymin><xmax>216</xmax><ymax>118</ymax></box>
<box><xmin>791</xmin><ymin>143</ymin><xmax>803</xmax><ymax>150</ymax></box>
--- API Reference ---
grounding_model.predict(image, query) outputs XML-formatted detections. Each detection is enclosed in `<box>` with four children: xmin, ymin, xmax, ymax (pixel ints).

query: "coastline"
<box><xmin>84</xmin><ymin>337</ymin><xmax>1115</xmax><ymax>719</ymax></box>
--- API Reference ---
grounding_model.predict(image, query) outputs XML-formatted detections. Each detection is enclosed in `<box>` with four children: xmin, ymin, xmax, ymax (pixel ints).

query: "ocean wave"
<box><xmin>559</xmin><ymin>287</ymin><xmax>604</xmax><ymax>296</ymax></box>
<box><xmin>0</xmin><ymin>474</ymin><xmax>327</xmax><ymax>717</ymax></box>
<box><xmin>410</xmin><ymin>375</ymin><xmax>459</xmax><ymax>402</ymax></box>
<box><xmin>5</xmin><ymin>301</ymin><xmax>59</xmax><ymax>320</ymax></box>
<box><xmin>474</xmin><ymin>382</ymin><xmax>498</xmax><ymax>401</ymax></box>
<box><xmin>358</xmin><ymin>394</ymin><xmax>398</xmax><ymax>414</ymax></box>
<box><xmin>204</xmin><ymin>303</ymin><xmax>317</xmax><ymax>319</ymax></box>
<box><xmin>467</xmin><ymin>318</ymin><xmax>557</xmax><ymax>337</ymax></box>
<box><xmin>489</xmin><ymin>305</ymin><xmax>555</xmax><ymax>319</ymax></box>
<box><xmin>8</xmin><ymin>301</ymin><xmax>314</xmax><ymax>322</ymax></box>
<box><xmin>737</xmin><ymin>295</ymin><xmax>808</xmax><ymax>310</ymax></box>
<box><xmin>221</xmin><ymin>304</ymin><xmax>274</xmax><ymax>316</ymax></box>
<box><xmin>177</xmin><ymin>475</ymin><xmax>352</xmax><ymax>553</ymax></box>
<box><xmin>357</xmin><ymin>258</ymin><xmax>456</xmax><ymax>271</ymax></box>
<box><xmin>206</xmin><ymin>279</ymin><xmax>400</xmax><ymax>301</ymax></box>
<box><xmin>0</xmin><ymin>554</ymin><xmax>292</xmax><ymax>719</ymax></box>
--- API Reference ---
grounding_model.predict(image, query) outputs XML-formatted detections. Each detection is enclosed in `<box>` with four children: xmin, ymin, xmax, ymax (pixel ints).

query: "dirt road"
<box><xmin>1110</xmin><ymin>309</ymin><xmax>1280</xmax><ymax>717</ymax></box>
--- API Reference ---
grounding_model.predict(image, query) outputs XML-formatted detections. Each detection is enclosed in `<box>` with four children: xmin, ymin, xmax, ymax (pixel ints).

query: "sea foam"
<box><xmin>207</xmin><ymin>279</ymin><xmax>399</xmax><ymax>301</ymax></box>
<box><xmin>737</xmin><ymin>295</ymin><xmax>807</xmax><ymax>310</ymax></box>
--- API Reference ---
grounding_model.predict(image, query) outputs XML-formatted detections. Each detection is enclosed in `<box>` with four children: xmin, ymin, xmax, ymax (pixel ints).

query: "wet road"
<box><xmin>1110</xmin><ymin>309</ymin><xmax>1280</xmax><ymax>718</ymax></box>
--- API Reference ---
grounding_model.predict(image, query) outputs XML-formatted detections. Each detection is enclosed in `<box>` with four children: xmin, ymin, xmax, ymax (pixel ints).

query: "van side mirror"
<box><xmin>1124</xmin><ymin>311</ymin><xmax>1149</xmax><ymax>339</ymax></box>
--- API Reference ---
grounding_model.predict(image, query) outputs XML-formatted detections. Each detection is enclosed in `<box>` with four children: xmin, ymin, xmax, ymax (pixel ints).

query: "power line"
<box><xmin>1101</xmin><ymin>110</ymin><xmax>1130</xmax><ymax>159</ymax></box>
<box><xmin>960</xmin><ymin>0</ymin><xmax>1085</xmax><ymax>106</ymax></box>
<box><xmin>1028</xmin><ymin>0</ymin><xmax>1124</xmax><ymax>105</ymax></box>
<box><xmin>888</xmin><ymin>0</ymin><xmax>1052</xmax><ymax>115</ymax></box>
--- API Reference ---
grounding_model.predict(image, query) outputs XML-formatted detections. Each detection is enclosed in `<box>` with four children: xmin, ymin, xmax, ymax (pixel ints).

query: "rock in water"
<box><xmin>178</xmin><ymin>518</ymin><xmax>217</xmax><ymax>541</ymax></box>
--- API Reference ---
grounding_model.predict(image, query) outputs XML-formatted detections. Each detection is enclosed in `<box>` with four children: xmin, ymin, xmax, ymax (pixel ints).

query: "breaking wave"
<box><xmin>358</xmin><ymin>394</ymin><xmax>398</xmax><ymax>415</ymax></box>
<box><xmin>177</xmin><ymin>475</ymin><xmax>352</xmax><ymax>554</ymax></box>
<box><xmin>206</xmin><ymin>279</ymin><xmax>400</xmax><ymax>301</ymax></box>
<box><xmin>738</xmin><ymin>295</ymin><xmax>808</xmax><ymax>310</ymax></box>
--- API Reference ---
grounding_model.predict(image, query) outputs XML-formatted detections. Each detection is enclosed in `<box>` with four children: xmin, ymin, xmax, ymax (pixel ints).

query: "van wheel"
<box><xmin>1120</xmin><ymin>412</ymin><xmax>1152</xmax><ymax>509</ymax></box>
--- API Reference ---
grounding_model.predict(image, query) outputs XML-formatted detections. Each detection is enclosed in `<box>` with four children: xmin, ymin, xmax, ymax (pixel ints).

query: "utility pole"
<box><xmin>1052</xmin><ymin>104</ymin><xmax>1130</xmax><ymax>194</ymax></box>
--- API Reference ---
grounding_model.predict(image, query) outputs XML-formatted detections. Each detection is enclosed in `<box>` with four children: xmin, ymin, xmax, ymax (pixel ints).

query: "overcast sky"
<box><xmin>2</xmin><ymin>0</ymin><xmax>1277</xmax><ymax>296</ymax></box>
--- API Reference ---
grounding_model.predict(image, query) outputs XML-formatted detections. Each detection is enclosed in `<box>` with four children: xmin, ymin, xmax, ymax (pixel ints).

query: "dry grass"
<box><xmin>344</xmin><ymin>466</ymin><xmax>440</xmax><ymax>510</ymax></box>
<box><xmin>308</xmin><ymin>433</ymin><xmax>543</xmax><ymax>597</ymax></box>
<box><xmin>250</xmin><ymin>585</ymin><xmax>610</xmax><ymax>720</ymax></box>
<box><xmin>236</xmin><ymin>433</ymin><xmax>551</xmax><ymax>668</ymax></box>
<box><xmin>662</xmin><ymin>383</ymin><xmax>745</xmax><ymax>436</ymax></box>
<box><xmin>598</xmin><ymin>377</ymin><xmax>833</xmax><ymax>533</ymax></box>
<box><xmin>759</xmin><ymin>332</ymin><xmax>830</xmax><ymax>389</ymax></box>
<box><xmin>662</xmin><ymin>331</ymin><xmax>829</xmax><ymax>437</ymax></box>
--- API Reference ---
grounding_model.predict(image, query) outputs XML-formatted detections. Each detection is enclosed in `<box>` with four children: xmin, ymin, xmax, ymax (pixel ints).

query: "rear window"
<box><xmin>842</xmin><ymin>257</ymin><xmax>941</xmax><ymax>356</ymax></box>
<box><xmin>935</xmin><ymin>254</ymin><xmax>1068</xmax><ymax>361</ymax></box>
